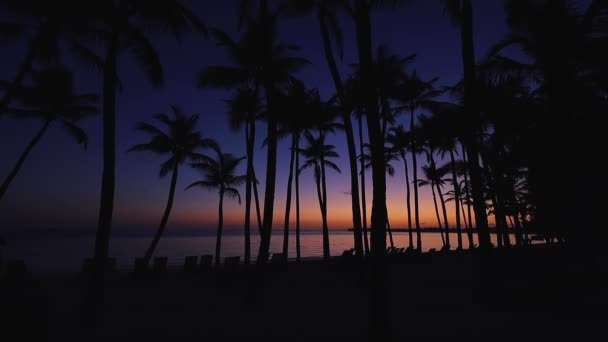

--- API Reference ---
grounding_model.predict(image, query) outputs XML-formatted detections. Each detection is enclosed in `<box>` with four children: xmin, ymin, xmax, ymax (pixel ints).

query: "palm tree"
<box><xmin>299</xmin><ymin>131</ymin><xmax>341</xmax><ymax>261</ymax></box>
<box><xmin>0</xmin><ymin>0</ymin><xmax>87</xmax><ymax>114</ymax></box>
<box><xmin>394</xmin><ymin>72</ymin><xmax>441</xmax><ymax>251</ymax></box>
<box><xmin>186</xmin><ymin>145</ymin><xmax>245</xmax><ymax>267</ymax></box>
<box><xmin>285</xmin><ymin>0</ymin><xmax>366</xmax><ymax>257</ymax></box>
<box><xmin>418</xmin><ymin>165</ymin><xmax>445</xmax><ymax>246</ymax></box>
<box><xmin>82</xmin><ymin>0</ymin><xmax>206</xmax><ymax>269</ymax></box>
<box><xmin>128</xmin><ymin>107</ymin><xmax>212</xmax><ymax>265</ymax></box>
<box><xmin>386</xmin><ymin>124</ymin><xmax>414</xmax><ymax>248</ymax></box>
<box><xmin>441</xmin><ymin>0</ymin><xmax>492</xmax><ymax>248</ymax></box>
<box><xmin>224</xmin><ymin>87</ymin><xmax>264</xmax><ymax>264</ymax></box>
<box><xmin>0</xmin><ymin>66</ymin><xmax>97</xmax><ymax>201</ymax></box>
<box><xmin>199</xmin><ymin>2</ymin><xmax>309</xmax><ymax>263</ymax></box>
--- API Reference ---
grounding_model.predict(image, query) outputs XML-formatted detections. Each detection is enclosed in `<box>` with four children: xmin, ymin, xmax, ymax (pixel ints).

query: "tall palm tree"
<box><xmin>386</xmin><ymin>124</ymin><xmax>414</xmax><ymax>248</ymax></box>
<box><xmin>199</xmin><ymin>2</ymin><xmax>309</xmax><ymax>263</ymax></box>
<box><xmin>186</xmin><ymin>145</ymin><xmax>245</xmax><ymax>267</ymax></box>
<box><xmin>225</xmin><ymin>87</ymin><xmax>264</xmax><ymax>264</ymax></box>
<box><xmin>418</xmin><ymin>164</ymin><xmax>446</xmax><ymax>246</ymax></box>
<box><xmin>82</xmin><ymin>0</ymin><xmax>206</xmax><ymax>268</ymax></box>
<box><xmin>0</xmin><ymin>66</ymin><xmax>97</xmax><ymax>201</ymax></box>
<box><xmin>285</xmin><ymin>0</ymin><xmax>366</xmax><ymax>257</ymax></box>
<box><xmin>441</xmin><ymin>0</ymin><xmax>492</xmax><ymax>248</ymax></box>
<box><xmin>299</xmin><ymin>131</ymin><xmax>341</xmax><ymax>261</ymax></box>
<box><xmin>128</xmin><ymin>107</ymin><xmax>212</xmax><ymax>265</ymax></box>
<box><xmin>394</xmin><ymin>72</ymin><xmax>441</xmax><ymax>251</ymax></box>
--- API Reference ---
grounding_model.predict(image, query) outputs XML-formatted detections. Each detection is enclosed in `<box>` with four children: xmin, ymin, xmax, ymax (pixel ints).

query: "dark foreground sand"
<box><xmin>2</xmin><ymin>245</ymin><xmax>607</xmax><ymax>342</ymax></box>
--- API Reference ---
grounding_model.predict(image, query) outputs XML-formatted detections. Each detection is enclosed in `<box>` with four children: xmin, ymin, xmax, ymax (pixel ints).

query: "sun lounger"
<box><xmin>153</xmin><ymin>257</ymin><xmax>168</xmax><ymax>273</ymax></box>
<box><xmin>200</xmin><ymin>255</ymin><xmax>213</xmax><ymax>270</ymax></box>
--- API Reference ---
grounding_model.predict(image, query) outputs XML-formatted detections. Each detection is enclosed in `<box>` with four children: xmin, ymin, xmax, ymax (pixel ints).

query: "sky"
<box><xmin>0</xmin><ymin>0</ymin><xmax>508</xmax><ymax>232</ymax></box>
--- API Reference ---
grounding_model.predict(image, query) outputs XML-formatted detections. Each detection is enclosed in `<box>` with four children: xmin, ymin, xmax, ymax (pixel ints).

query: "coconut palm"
<box><xmin>199</xmin><ymin>2</ymin><xmax>309</xmax><ymax>263</ymax></box>
<box><xmin>386</xmin><ymin>124</ymin><xmax>414</xmax><ymax>248</ymax></box>
<box><xmin>0</xmin><ymin>66</ymin><xmax>97</xmax><ymax>201</ymax></box>
<box><xmin>284</xmin><ymin>0</ymin><xmax>366</xmax><ymax>257</ymax></box>
<box><xmin>224</xmin><ymin>86</ymin><xmax>264</xmax><ymax>264</ymax></box>
<box><xmin>128</xmin><ymin>107</ymin><xmax>214</xmax><ymax>265</ymax></box>
<box><xmin>186</xmin><ymin>145</ymin><xmax>245</xmax><ymax>267</ymax></box>
<box><xmin>418</xmin><ymin>163</ymin><xmax>450</xmax><ymax>247</ymax></box>
<box><xmin>299</xmin><ymin>131</ymin><xmax>341</xmax><ymax>261</ymax></box>
<box><xmin>441</xmin><ymin>0</ymin><xmax>492</xmax><ymax>248</ymax></box>
<box><xmin>80</xmin><ymin>0</ymin><xmax>206</xmax><ymax>268</ymax></box>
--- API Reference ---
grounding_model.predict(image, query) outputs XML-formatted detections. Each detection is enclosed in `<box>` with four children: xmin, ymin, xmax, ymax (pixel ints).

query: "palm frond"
<box><xmin>60</xmin><ymin>120</ymin><xmax>88</xmax><ymax>148</ymax></box>
<box><xmin>124</xmin><ymin>26</ymin><xmax>164</xmax><ymax>87</ymax></box>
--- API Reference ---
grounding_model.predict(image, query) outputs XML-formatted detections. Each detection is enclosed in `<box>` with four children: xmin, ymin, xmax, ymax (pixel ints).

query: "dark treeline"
<box><xmin>1</xmin><ymin>0</ymin><xmax>607</xmax><ymax>269</ymax></box>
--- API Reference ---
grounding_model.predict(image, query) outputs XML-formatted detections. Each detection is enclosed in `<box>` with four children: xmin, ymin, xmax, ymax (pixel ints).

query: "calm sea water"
<box><xmin>3</xmin><ymin>229</ymin><xmax>498</xmax><ymax>273</ymax></box>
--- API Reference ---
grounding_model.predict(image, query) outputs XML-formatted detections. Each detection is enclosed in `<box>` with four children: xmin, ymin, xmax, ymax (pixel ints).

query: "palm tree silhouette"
<box><xmin>441</xmin><ymin>0</ymin><xmax>492</xmax><ymax>248</ymax></box>
<box><xmin>129</xmin><ymin>106</ymin><xmax>214</xmax><ymax>265</ymax></box>
<box><xmin>224</xmin><ymin>87</ymin><xmax>264</xmax><ymax>264</ymax></box>
<box><xmin>187</xmin><ymin>145</ymin><xmax>245</xmax><ymax>267</ymax></box>
<box><xmin>0</xmin><ymin>66</ymin><xmax>97</xmax><ymax>201</ymax></box>
<box><xmin>418</xmin><ymin>163</ymin><xmax>449</xmax><ymax>247</ymax></box>
<box><xmin>285</xmin><ymin>0</ymin><xmax>366</xmax><ymax>257</ymax></box>
<box><xmin>82</xmin><ymin>0</ymin><xmax>205</xmax><ymax>268</ymax></box>
<box><xmin>299</xmin><ymin>131</ymin><xmax>341</xmax><ymax>261</ymax></box>
<box><xmin>199</xmin><ymin>2</ymin><xmax>309</xmax><ymax>263</ymax></box>
<box><xmin>386</xmin><ymin>125</ymin><xmax>414</xmax><ymax>249</ymax></box>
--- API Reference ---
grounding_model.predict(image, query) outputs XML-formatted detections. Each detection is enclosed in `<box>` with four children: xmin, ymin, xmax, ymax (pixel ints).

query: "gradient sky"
<box><xmin>0</xmin><ymin>0</ymin><xmax>508</xmax><ymax>232</ymax></box>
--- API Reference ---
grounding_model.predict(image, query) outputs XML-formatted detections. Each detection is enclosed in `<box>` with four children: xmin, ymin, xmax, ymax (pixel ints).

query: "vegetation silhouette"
<box><xmin>129</xmin><ymin>107</ymin><xmax>214</xmax><ymax>265</ymax></box>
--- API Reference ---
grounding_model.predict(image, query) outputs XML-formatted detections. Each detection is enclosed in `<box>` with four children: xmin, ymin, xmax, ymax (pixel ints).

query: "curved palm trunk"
<box><xmin>257</xmin><ymin>84</ymin><xmax>278</xmax><ymax>264</ymax></box>
<box><xmin>143</xmin><ymin>164</ymin><xmax>179</xmax><ymax>264</ymax></box>
<box><xmin>429</xmin><ymin>182</ymin><xmax>445</xmax><ymax>246</ymax></box>
<box><xmin>355</xmin><ymin>4</ymin><xmax>387</xmax><ymax>257</ymax></box>
<box><xmin>295</xmin><ymin>138</ymin><xmax>301</xmax><ymax>262</ymax></box>
<box><xmin>318</xmin><ymin>8</ymin><xmax>363</xmax><ymax>257</ymax></box>
<box><xmin>410</xmin><ymin>110</ymin><xmax>422</xmax><ymax>251</ymax></box>
<box><xmin>449</xmin><ymin>150</ymin><xmax>463</xmax><ymax>249</ymax></box>
<box><xmin>402</xmin><ymin>153</ymin><xmax>414</xmax><ymax>248</ymax></box>
<box><xmin>461</xmin><ymin>144</ymin><xmax>475</xmax><ymax>248</ymax></box>
<box><xmin>216</xmin><ymin>190</ymin><xmax>224</xmax><ymax>267</ymax></box>
<box><xmin>0</xmin><ymin>40</ymin><xmax>37</xmax><ymax>114</ymax></box>
<box><xmin>460</xmin><ymin>0</ymin><xmax>491</xmax><ymax>248</ymax></box>
<box><xmin>313</xmin><ymin>166</ymin><xmax>327</xmax><ymax>259</ymax></box>
<box><xmin>282</xmin><ymin>134</ymin><xmax>297</xmax><ymax>261</ymax></box>
<box><xmin>358</xmin><ymin>114</ymin><xmax>370</xmax><ymax>255</ymax></box>
<box><xmin>94</xmin><ymin>30</ymin><xmax>119</xmax><ymax>265</ymax></box>
<box><xmin>430</xmin><ymin>155</ymin><xmax>450</xmax><ymax>248</ymax></box>
<box><xmin>0</xmin><ymin>120</ymin><xmax>51</xmax><ymax>201</ymax></box>
<box><xmin>320</xmin><ymin>156</ymin><xmax>331</xmax><ymax>261</ymax></box>
<box><xmin>244</xmin><ymin>122</ymin><xmax>253</xmax><ymax>264</ymax></box>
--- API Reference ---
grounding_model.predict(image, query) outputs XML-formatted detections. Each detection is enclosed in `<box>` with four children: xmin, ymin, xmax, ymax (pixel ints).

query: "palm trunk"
<box><xmin>282</xmin><ymin>134</ymin><xmax>297</xmax><ymax>261</ymax></box>
<box><xmin>216</xmin><ymin>191</ymin><xmax>224</xmax><ymax>267</ymax></box>
<box><xmin>461</xmin><ymin>143</ymin><xmax>475</xmax><ymax>248</ymax></box>
<box><xmin>244</xmin><ymin>121</ymin><xmax>253</xmax><ymax>264</ymax></box>
<box><xmin>436</xmin><ymin>182</ymin><xmax>450</xmax><ymax>249</ymax></box>
<box><xmin>295</xmin><ymin>137</ymin><xmax>301</xmax><ymax>262</ymax></box>
<box><xmin>449</xmin><ymin>150</ymin><xmax>463</xmax><ymax>249</ymax></box>
<box><xmin>320</xmin><ymin>156</ymin><xmax>331</xmax><ymax>261</ymax></box>
<box><xmin>0</xmin><ymin>38</ymin><xmax>37</xmax><ymax>114</ymax></box>
<box><xmin>358</xmin><ymin>114</ymin><xmax>370</xmax><ymax>255</ymax></box>
<box><xmin>410</xmin><ymin>109</ymin><xmax>422</xmax><ymax>251</ymax></box>
<box><xmin>143</xmin><ymin>164</ymin><xmax>179</xmax><ymax>264</ymax></box>
<box><xmin>402</xmin><ymin>153</ymin><xmax>413</xmax><ymax>248</ymax></box>
<box><xmin>252</xmin><ymin>165</ymin><xmax>263</xmax><ymax>235</ymax></box>
<box><xmin>460</xmin><ymin>0</ymin><xmax>491</xmax><ymax>248</ymax></box>
<box><xmin>0</xmin><ymin>120</ymin><xmax>51</xmax><ymax>201</ymax></box>
<box><xmin>257</xmin><ymin>84</ymin><xmax>278</xmax><ymax>264</ymax></box>
<box><xmin>94</xmin><ymin>29</ymin><xmax>119</xmax><ymax>265</ymax></box>
<box><xmin>355</xmin><ymin>3</ymin><xmax>387</xmax><ymax>257</ymax></box>
<box><xmin>430</xmin><ymin>181</ymin><xmax>445</xmax><ymax>246</ymax></box>
<box><xmin>318</xmin><ymin>8</ymin><xmax>363</xmax><ymax>257</ymax></box>
<box><xmin>461</xmin><ymin>196</ymin><xmax>470</xmax><ymax>231</ymax></box>
<box><xmin>385</xmin><ymin>206</ymin><xmax>394</xmax><ymax>249</ymax></box>
<box><xmin>313</xmin><ymin>167</ymin><xmax>326</xmax><ymax>258</ymax></box>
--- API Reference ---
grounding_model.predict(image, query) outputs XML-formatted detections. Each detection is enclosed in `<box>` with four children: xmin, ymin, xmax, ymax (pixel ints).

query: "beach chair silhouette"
<box><xmin>153</xmin><ymin>257</ymin><xmax>168</xmax><ymax>273</ymax></box>
<box><xmin>200</xmin><ymin>255</ymin><xmax>213</xmax><ymax>270</ymax></box>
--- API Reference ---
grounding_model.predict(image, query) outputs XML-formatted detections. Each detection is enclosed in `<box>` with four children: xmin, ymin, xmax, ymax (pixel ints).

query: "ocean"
<box><xmin>2</xmin><ymin>229</ymin><xmax>496</xmax><ymax>273</ymax></box>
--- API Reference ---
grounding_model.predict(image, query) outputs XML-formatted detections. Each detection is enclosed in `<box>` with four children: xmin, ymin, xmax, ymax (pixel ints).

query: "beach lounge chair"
<box><xmin>200</xmin><ymin>255</ymin><xmax>213</xmax><ymax>270</ymax></box>
<box><xmin>341</xmin><ymin>249</ymin><xmax>354</xmax><ymax>257</ymax></box>
<box><xmin>183</xmin><ymin>256</ymin><xmax>198</xmax><ymax>272</ymax></box>
<box><xmin>153</xmin><ymin>257</ymin><xmax>168</xmax><ymax>273</ymax></box>
<box><xmin>224</xmin><ymin>256</ymin><xmax>240</xmax><ymax>270</ymax></box>
<box><xmin>427</xmin><ymin>248</ymin><xmax>437</xmax><ymax>255</ymax></box>
<box><xmin>134</xmin><ymin>257</ymin><xmax>148</xmax><ymax>274</ymax></box>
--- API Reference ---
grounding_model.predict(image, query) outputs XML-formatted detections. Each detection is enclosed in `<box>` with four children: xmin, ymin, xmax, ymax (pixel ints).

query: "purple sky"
<box><xmin>0</xmin><ymin>1</ymin><xmax>509</xmax><ymax>231</ymax></box>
